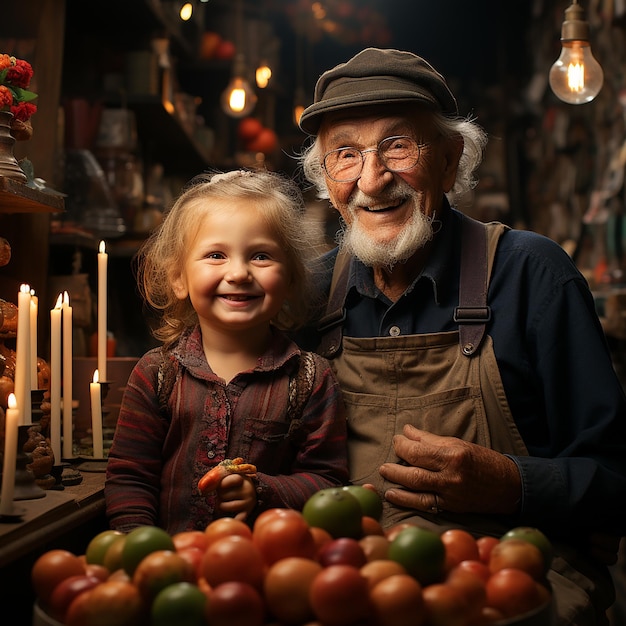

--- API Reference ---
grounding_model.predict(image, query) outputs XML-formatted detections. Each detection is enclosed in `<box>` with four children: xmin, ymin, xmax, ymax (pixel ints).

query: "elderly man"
<box><xmin>296</xmin><ymin>47</ymin><xmax>626</xmax><ymax>625</ymax></box>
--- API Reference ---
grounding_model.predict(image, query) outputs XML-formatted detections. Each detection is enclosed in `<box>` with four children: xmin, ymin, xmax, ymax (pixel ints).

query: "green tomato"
<box><xmin>302</xmin><ymin>487</ymin><xmax>363</xmax><ymax>539</ymax></box>
<box><xmin>341</xmin><ymin>485</ymin><xmax>383</xmax><ymax>521</ymax></box>
<box><xmin>121</xmin><ymin>525</ymin><xmax>175</xmax><ymax>577</ymax></box>
<box><xmin>151</xmin><ymin>582</ymin><xmax>207</xmax><ymax>626</ymax></box>
<box><xmin>388</xmin><ymin>525</ymin><xmax>445</xmax><ymax>585</ymax></box>
<box><xmin>500</xmin><ymin>526</ymin><xmax>554</xmax><ymax>573</ymax></box>
<box><xmin>85</xmin><ymin>529</ymin><xmax>124</xmax><ymax>566</ymax></box>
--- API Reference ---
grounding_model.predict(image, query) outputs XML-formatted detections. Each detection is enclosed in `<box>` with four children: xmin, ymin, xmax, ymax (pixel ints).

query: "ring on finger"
<box><xmin>429</xmin><ymin>494</ymin><xmax>441</xmax><ymax>515</ymax></box>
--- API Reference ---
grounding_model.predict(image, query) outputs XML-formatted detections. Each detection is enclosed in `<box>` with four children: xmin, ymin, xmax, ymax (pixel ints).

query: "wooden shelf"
<box><xmin>0</xmin><ymin>178</ymin><xmax>65</xmax><ymax>214</ymax></box>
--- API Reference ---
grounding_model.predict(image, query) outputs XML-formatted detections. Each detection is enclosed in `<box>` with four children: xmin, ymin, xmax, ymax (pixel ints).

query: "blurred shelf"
<box><xmin>0</xmin><ymin>178</ymin><xmax>65</xmax><ymax>214</ymax></box>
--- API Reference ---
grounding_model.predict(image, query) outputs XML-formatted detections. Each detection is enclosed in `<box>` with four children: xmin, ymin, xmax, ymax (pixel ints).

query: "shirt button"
<box><xmin>389</xmin><ymin>326</ymin><xmax>401</xmax><ymax>337</ymax></box>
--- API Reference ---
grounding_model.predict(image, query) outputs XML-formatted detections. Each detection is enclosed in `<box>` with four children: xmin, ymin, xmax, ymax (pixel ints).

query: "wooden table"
<box><xmin>0</xmin><ymin>469</ymin><xmax>107</xmax><ymax>624</ymax></box>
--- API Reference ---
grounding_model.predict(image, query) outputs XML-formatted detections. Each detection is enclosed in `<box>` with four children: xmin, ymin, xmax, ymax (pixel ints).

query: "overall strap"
<box><xmin>317</xmin><ymin>251</ymin><xmax>351</xmax><ymax>358</ymax></box>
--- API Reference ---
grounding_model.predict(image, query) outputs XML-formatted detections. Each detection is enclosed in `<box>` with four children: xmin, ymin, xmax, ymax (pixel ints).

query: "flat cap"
<box><xmin>299</xmin><ymin>47</ymin><xmax>458</xmax><ymax>135</ymax></box>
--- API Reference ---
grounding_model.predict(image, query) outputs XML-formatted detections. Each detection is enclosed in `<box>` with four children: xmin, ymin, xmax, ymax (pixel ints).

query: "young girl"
<box><xmin>104</xmin><ymin>169</ymin><xmax>348</xmax><ymax>534</ymax></box>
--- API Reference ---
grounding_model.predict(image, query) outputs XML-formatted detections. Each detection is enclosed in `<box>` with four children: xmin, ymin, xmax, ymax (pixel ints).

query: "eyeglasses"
<box><xmin>322</xmin><ymin>135</ymin><xmax>427</xmax><ymax>183</ymax></box>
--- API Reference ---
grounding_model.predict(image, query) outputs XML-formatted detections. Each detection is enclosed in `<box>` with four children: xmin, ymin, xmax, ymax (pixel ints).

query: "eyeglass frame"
<box><xmin>321</xmin><ymin>135</ymin><xmax>431</xmax><ymax>183</ymax></box>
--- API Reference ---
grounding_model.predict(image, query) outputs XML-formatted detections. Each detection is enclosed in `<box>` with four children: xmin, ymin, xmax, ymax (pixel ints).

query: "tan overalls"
<box><xmin>317</xmin><ymin>215</ymin><xmax>613</xmax><ymax>625</ymax></box>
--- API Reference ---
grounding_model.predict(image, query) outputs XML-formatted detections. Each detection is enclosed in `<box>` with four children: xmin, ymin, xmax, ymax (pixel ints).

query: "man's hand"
<box><xmin>378</xmin><ymin>424</ymin><xmax>522</xmax><ymax>515</ymax></box>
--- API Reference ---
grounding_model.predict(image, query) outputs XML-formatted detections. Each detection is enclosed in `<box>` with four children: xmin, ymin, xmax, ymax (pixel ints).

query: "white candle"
<box><xmin>98</xmin><ymin>240</ymin><xmax>108</xmax><ymax>382</ymax></box>
<box><xmin>90</xmin><ymin>369</ymin><xmax>104</xmax><ymax>459</ymax></box>
<box><xmin>0</xmin><ymin>394</ymin><xmax>19</xmax><ymax>516</ymax></box>
<box><xmin>62</xmin><ymin>291</ymin><xmax>73</xmax><ymax>459</ymax></box>
<box><xmin>50</xmin><ymin>294</ymin><xmax>63</xmax><ymax>465</ymax></box>
<box><xmin>30</xmin><ymin>290</ymin><xmax>38</xmax><ymax>390</ymax></box>
<box><xmin>14</xmin><ymin>284</ymin><xmax>31</xmax><ymax>425</ymax></box>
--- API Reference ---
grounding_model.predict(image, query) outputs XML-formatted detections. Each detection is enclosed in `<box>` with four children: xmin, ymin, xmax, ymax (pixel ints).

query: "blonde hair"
<box><xmin>136</xmin><ymin>169</ymin><xmax>318</xmax><ymax>347</ymax></box>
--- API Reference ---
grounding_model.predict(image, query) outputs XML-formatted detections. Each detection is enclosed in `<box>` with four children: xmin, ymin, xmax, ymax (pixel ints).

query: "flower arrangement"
<box><xmin>0</xmin><ymin>54</ymin><xmax>38</xmax><ymax>140</ymax></box>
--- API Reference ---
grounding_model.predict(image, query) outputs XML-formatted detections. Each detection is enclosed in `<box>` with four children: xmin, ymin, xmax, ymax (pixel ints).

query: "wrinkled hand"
<box><xmin>378</xmin><ymin>424</ymin><xmax>522</xmax><ymax>515</ymax></box>
<box><xmin>215</xmin><ymin>473</ymin><xmax>257</xmax><ymax>521</ymax></box>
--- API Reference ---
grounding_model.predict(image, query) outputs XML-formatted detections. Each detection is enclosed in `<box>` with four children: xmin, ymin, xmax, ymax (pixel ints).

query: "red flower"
<box><xmin>11</xmin><ymin>101</ymin><xmax>37</xmax><ymax>121</ymax></box>
<box><xmin>5</xmin><ymin>58</ymin><xmax>34</xmax><ymax>89</ymax></box>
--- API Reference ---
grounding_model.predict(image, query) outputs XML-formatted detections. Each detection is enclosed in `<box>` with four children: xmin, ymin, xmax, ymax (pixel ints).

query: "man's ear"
<box><xmin>442</xmin><ymin>137</ymin><xmax>464</xmax><ymax>193</ymax></box>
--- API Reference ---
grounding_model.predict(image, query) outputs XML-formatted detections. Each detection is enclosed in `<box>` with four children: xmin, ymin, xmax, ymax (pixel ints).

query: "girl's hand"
<box><xmin>215</xmin><ymin>473</ymin><xmax>257</xmax><ymax>520</ymax></box>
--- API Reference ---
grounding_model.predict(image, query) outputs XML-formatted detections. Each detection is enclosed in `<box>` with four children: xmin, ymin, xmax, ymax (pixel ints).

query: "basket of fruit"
<box><xmin>31</xmin><ymin>485</ymin><xmax>553</xmax><ymax>626</ymax></box>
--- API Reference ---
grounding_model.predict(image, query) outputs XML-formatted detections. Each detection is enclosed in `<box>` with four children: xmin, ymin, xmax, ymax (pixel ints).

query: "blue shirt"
<box><xmin>300</xmin><ymin>203</ymin><xmax>626</xmax><ymax>536</ymax></box>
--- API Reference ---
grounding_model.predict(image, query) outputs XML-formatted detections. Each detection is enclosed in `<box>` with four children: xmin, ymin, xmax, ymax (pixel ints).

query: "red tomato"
<box><xmin>204</xmin><ymin>581</ymin><xmax>265</xmax><ymax>626</ymax></box>
<box><xmin>47</xmin><ymin>574</ymin><xmax>102</xmax><ymax>623</ymax></box>
<box><xmin>362</xmin><ymin>515</ymin><xmax>385</xmax><ymax>536</ymax></box>
<box><xmin>65</xmin><ymin>580</ymin><xmax>144</xmax><ymax>626</ymax></box>
<box><xmin>485</xmin><ymin>567</ymin><xmax>543</xmax><ymax>618</ymax></box>
<box><xmin>422</xmin><ymin>583</ymin><xmax>469</xmax><ymax>626</ymax></box>
<box><xmin>309</xmin><ymin>564</ymin><xmax>370</xmax><ymax>626</ymax></box>
<box><xmin>31</xmin><ymin>549</ymin><xmax>87</xmax><ymax>607</ymax></box>
<box><xmin>253</xmin><ymin>509</ymin><xmax>316</xmax><ymax>565</ymax></box>
<box><xmin>263</xmin><ymin>557</ymin><xmax>322</xmax><ymax>624</ymax></box>
<box><xmin>449</xmin><ymin>559</ymin><xmax>490</xmax><ymax>583</ymax></box>
<box><xmin>476</xmin><ymin>536</ymin><xmax>499</xmax><ymax>564</ymax></box>
<box><xmin>310</xmin><ymin>525</ymin><xmax>334</xmax><ymax>555</ymax></box>
<box><xmin>360</xmin><ymin>559</ymin><xmax>407</xmax><ymax>590</ymax></box>
<box><xmin>370</xmin><ymin>574</ymin><xmax>425</xmax><ymax>626</ymax></box>
<box><xmin>446</xmin><ymin>568</ymin><xmax>487</xmax><ymax>622</ymax></box>
<box><xmin>488</xmin><ymin>538</ymin><xmax>545</xmax><ymax>581</ymax></box>
<box><xmin>172</xmin><ymin>529</ymin><xmax>209</xmax><ymax>552</ymax></box>
<box><xmin>201</xmin><ymin>535</ymin><xmax>265</xmax><ymax>590</ymax></box>
<box><xmin>441</xmin><ymin>528</ymin><xmax>480</xmax><ymax>571</ymax></box>
<box><xmin>177</xmin><ymin>546</ymin><xmax>205</xmax><ymax>579</ymax></box>
<box><xmin>500</xmin><ymin>526</ymin><xmax>553</xmax><ymax>573</ymax></box>
<box><xmin>359</xmin><ymin>534</ymin><xmax>390</xmax><ymax>562</ymax></box>
<box><xmin>84</xmin><ymin>563</ymin><xmax>109</xmax><ymax>582</ymax></box>
<box><xmin>317</xmin><ymin>537</ymin><xmax>367</xmax><ymax>568</ymax></box>
<box><xmin>132</xmin><ymin>549</ymin><xmax>195</xmax><ymax>602</ymax></box>
<box><xmin>204</xmin><ymin>517</ymin><xmax>252</xmax><ymax>546</ymax></box>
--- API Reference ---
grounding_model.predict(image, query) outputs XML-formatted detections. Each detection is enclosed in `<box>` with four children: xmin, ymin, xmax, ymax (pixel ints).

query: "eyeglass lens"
<box><xmin>323</xmin><ymin>136</ymin><xmax>421</xmax><ymax>182</ymax></box>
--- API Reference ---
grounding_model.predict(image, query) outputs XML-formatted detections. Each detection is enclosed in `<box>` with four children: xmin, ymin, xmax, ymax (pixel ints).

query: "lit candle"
<box><xmin>30</xmin><ymin>290</ymin><xmax>38</xmax><ymax>390</ymax></box>
<box><xmin>14</xmin><ymin>284</ymin><xmax>31</xmax><ymax>425</ymax></box>
<box><xmin>98</xmin><ymin>240</ymin><xmax>108</xmax><ymax>382</ymax></box>
<box><xmin>62</xmin><ymin>291</ymin><xmax>73</xmax><ymax>459</ymax></box>
<box><xmin>50</xmin><ymin>294</ymin><xmax>63</xmax><ymax>465</ymax></box>
<box><xmin>0</xmin><ymin>394</ymin><xmax>19</xmax><ymax>516</ymax></box>
<box><xmin>90</xmin><ymin>369</ymin><xmax>104</xmax><ymax>459</ymax></box>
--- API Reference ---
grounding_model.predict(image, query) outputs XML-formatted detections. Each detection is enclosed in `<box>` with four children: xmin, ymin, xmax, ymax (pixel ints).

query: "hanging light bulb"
<box><xmin>179</xmin><ymin>2</ymin><xmax>193</xmax><ymax>21</ymax></box>
<box><xmin>256</xmin><ymin>62</ymin><xmax>272</xmax><ymax>89</ymax></box>
<box><xmin>221</xmin><ymin>54</ymin><xmax>258</xmax><ymax>118</ymax></box>
<box><xmin>549</xmin><ymin>0</ymin><xmax>604</xmax><ymax>104</ymax></box>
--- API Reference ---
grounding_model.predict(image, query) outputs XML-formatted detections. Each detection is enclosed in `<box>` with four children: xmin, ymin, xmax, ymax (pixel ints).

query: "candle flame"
<box><xmin>63</xmin><ymin>291</ymin><xmax>70</xmax><ymax>306</ymax></box>
<box><xmin>8</xmin><ymin>393</ymin><xmax>16</xmax><ymax>409</ymax></box>
<box><xmin>20</xmin><ymin>283</ymin><xmax>30</xmax><ymax>293</ymax></box>
<box><xmin>55</xmin><ymin>293</ymin><xmax>63</xmax><ymax>309</ymax></box>
<box><xmin>93</xmin><ymin>369</ymin><xmax>99</xmax><ymax>384</ymax></box>
<box><xmin>99</xmin><ymin>240</ymin><xmax>106</xmax><ymax>254</ymax></box>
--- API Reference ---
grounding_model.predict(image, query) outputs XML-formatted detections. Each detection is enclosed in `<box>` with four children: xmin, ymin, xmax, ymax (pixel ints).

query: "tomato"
<box><xmin>445</xmin><ymin>568</ymin><xmax>487</xmax><ymax>622</ymax></box>
<box><xmin>500</xmin><ymin>526</ymin><xmax>553</xmax><ymax>573</ymax></box>
<box><xmin>385</xmin><ymin>522</ymin><xmax>416</xmax><ymax>541</ymax></box>
<box><xmin>237</xmin><ymin>117</ymin><xmax>263</xmax><ymax>142</ymax></box>
<box><xmin>485</xmin><ymin>567</ymin><xmax>543</xmax><ymax>618</ymax></box>
<box><xmin>476</xmin><ymin>535</ymin><xmax>499</xmax><ymax>564</ymax></box>
<box><xmin>204</xmin><ymin>581</ymin><xmax>266</xmax><ymax>626</ymax></box>
<box><xmin>151</xmin><ymin>581</ymin><xmax>207</xmax><ymax>626</ymax></box>
<box><xmin>253</xmin><ymin>509</ymin><xmax>316</xmax><ymax>565</ymax></box>
<box><xmin>359</xmin><ymin>534</ymin><xmax>390</xmax><ymax>562</ymax></box>
<box><xmin>387</xmin><ymin>525</ymin><xmax>445</xmax><ymax>586</ymax></box>
<box><xmin>341</xmin><ymin>484</ymin><xmax>383</xmax><ymax>520</ymax></box>
<box><xmin>309</xmin><ymin>564</ymin><xmax>371</xmax><ymax>626</ymax></box>
<box><xmin>85</xmin><ymin>530</ymin><xmax>124</xmax><ymax>566</ymax></box>
<box><xmin>204</xmin><ymin>517</ymin><xmax>252</xmax><ymax>546</ymax></box>
<box><xmin>310</xmin><ymin>525</ymin><xmax>334</xmax><ymax>555</ymax></box>
<box><xmin>489</xmin><ymin>538</ymin><xmax>545</xmax><ymax>581</ymax></box>
<box><xmin>47</xmin><ymin>574</ymin><xmax>102</xmax><ymax>623</ymax></box>
<box><xmin>370</xmin><ymin>574</ymin><xmax>425</xmax><ymax>626</ymax></box>
<box><xmin>317</xmin><ymin>537</ymin><xmax>367</xmax><ymax>568</ymax></box>
<box><xmin>132</xmin><ymin>549</ymin><xmax>195</xmax><ymax>602</ymax></box>
<box><xmin>449</xmin><ymin>559</ymin><xmax>490</xmax><ymax>583</ymax></box>
<box><xmin>31</xmin><ymin>549</ymin><xmax>86</xmax><ymax>607</ymax></box>
<box><xmin>302</xmin><ymin>487</ymin><xmax>363</xmax><ymax>539</ymax></box>
<box><xmin>422</xmin><ymin>583</ymin><xmax>469</xmax><ymax>626</ymax></box>
<box><xmin>102</xmin><ymin>535</ymin><xmax>126</xmax><ymax>573</ymax></box>
<box><xmin>121</xmin><ymin>525</ymin><xmax>175</xmax><ymax>577</ymax></box>
<box><xmin>362</xmin><ymin>516</ymin><xmax>386</xmax><ymax>536</ymax></box>
<box><xmin>172</xmin><ymin>530</ymin><xmax>209</xmax><ymax>553</ymax></box>
<box><xmin>360</xmin><ymin>559</ymin><xmax>407</xmax><ymax>590</ymax></box>
<box><xmin>263</xmin><ymin>556</ymin><xmax>322</xmax><ymax>624</ymax></box>
<box><xmin>65</xmin><ymin>580</ymin><xmax>144</xmax><ymax>626</ymax></box>
<box><xmin>201</xmin><ymin>535</ymin><xmax>265</xmax><ymax>590</ymax></box>
<box><xmin>177</xmin><ymin>546</ymin><xmax>205</xmax><ymax>579</ymax></box>
<box><xmin>441</xmin><ymin>528</ymin><xmax>480</xmax><ymax>571</ymax></box>
<box><xmin>84</xmin><ymin>563</ymin><xmax>109</xmax><ymax>582</ymax></box>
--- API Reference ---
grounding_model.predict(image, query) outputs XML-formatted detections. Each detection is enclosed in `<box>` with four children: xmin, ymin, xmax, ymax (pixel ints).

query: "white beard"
<box><xmin>337</xmin><ymin>185</ymin><xmax>436</xmax><ymax>269</ymax></box>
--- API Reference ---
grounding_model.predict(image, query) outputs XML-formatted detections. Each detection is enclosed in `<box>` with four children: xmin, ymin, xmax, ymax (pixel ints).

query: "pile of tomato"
<box><xmin>31</xmin><ymin>485</ymin><xmax>553</xmax><ymax>626</ymax></box>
